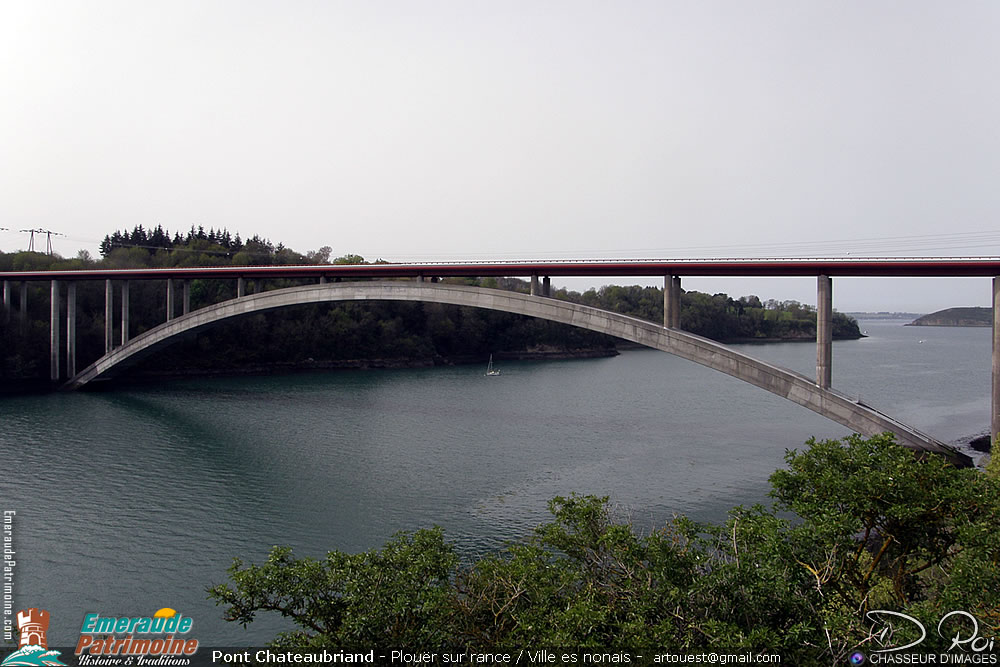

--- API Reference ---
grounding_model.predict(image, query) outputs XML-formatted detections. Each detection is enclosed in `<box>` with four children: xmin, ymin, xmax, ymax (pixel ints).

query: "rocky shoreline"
<box><xmin>969</xmin><ymin>434</ymin><xmax>991</xmax><ymax>453</ymax></box>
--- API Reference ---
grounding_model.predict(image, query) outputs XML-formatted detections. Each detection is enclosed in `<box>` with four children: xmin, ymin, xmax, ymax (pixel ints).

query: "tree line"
<box><xmin>570</xmin><ymin>284</ymin><xmax>861</xmax><ymax>341</ymax></box>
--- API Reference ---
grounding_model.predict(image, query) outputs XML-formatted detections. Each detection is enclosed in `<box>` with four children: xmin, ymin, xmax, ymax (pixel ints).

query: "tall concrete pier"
<box><xmin>50</xmin><ymin>280</ymin><xmax>60</xmax><ymax>381</ymax></box>
<box><xmin>20</xmin><ymin>282</ymin><xmax>28</xmax><ymax>335</ymax></box>
<box><xmin>994</xmin><ymin>277</ymin><xmax>1000</xmax><ymax>451</ymax></box>
<box><xmin>121</xmin><ymin>281</ymin><xmax>130</xmax><ymax>345</ymax></box>
<box><xmin>816</xmin><ymin>275</ymin><xmax>832</xmax><ymax>389</ymax></box>
<box><xmin>167</xmin><ymin>279</ymin><xmax>176</xmax><ymax>320</ymax></box>
<box><xmin>663</xmin><ymin>275</ymin><xmax>681</xmax><ymax>329</ymax></box>
<box><xmin>67</xmin><ymin>282</ymin><xmax>77</xmax><ymax>378</ymax></box>
<box><xmin>105</xmin><ymin>279</ymin><xmax>114</xmax><ymax>354</ymax></box>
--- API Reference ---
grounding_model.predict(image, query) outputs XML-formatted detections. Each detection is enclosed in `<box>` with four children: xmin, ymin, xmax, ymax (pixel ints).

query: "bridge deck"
<box><xmin>3</xmin><ymin>257</ymin><xmax>1000</xmax><ymax>282</ymax></box>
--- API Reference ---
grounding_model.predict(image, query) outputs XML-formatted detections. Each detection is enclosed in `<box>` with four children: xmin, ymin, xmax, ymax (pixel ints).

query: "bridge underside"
<box><xmin>66</xmin><ymin>281</ymin><xmax>970</xmax><ymax>464</ymax></box>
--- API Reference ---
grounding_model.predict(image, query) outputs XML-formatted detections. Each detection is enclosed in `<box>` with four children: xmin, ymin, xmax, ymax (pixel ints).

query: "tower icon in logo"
<box><xmin>1</xmin><ymin>608</ymin><xmax>65</xmax><ymax>666</ymax></box>
<box><xmin>16</xmin><ymin>609</ymin><xmax>49</xmax><ymax>650</ymax></box>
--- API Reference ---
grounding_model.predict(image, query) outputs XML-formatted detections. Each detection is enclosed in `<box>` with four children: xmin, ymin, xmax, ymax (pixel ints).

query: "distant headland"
<box><xmin>906</xmin><ymin>307</ymin><xmax>991</xmax><ymax>327</ymax></box>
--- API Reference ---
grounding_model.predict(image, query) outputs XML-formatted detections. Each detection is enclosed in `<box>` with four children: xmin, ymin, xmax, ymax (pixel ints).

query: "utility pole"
<box><xmin>19</xmin><ymin>229</ymin><xmax>38</xmax><ymax>252</ymax></box>
<box><xmin>39</xmin><ymin>229</ymin><xmax>64</xmax><ymax>255</ymax></box>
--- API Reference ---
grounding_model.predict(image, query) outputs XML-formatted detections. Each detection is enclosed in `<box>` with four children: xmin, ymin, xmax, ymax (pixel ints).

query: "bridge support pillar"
<box><xmin>993</xmin><ymin>278</ymin><xmax>1000</xmax><ymax>454</ymax></box>
<box><xmin>121</xmin><ymin>281</ymin><xmax>130</xmax><ymax>345</ymax></box>
<box><xmin>530</xmin><ymin>274</ymin><xmax>539</xmax><ymax>296</ymax></box>
<box><xmin>663</xmin><ymin>275</ymin><xmax>672</xmax><ymax>327</ymax></box>
<box><xmin>183</xmin><ymin>281</ymin><xmax>191</xmax><ymax>314</ymax></box>
<box><xmin>238</xmin><ymin>277</ymin><xmax>245</xmax><ymax>298</ymax></box>
<box><xmin>542</xmin><ymin>276</ymin><xmax>551</xmax><ymax>297</ymax></box>
<box><xmin>20</xmin><ymin>282</ymin><xmax>27</xmax><ymax>335</ymax></box>
<box><xmin>816</xmin><ymin>275</ymin><xmax>832</xmax><ymax>389</ymax></box>
<box><xmin>319</xmin><ymin>276</ymin><xmax>327</xmax><ymax>285</ymax></box>
<box><xmin>50</xmin><ymin>280</ymin><xmax>60</xmax><ymax>381</ymax></box>
<box><xmin>664</xmin><ymin>276</ymin><xmax>682</xmax><ymax>328</ymax></box>
<box><xmin>105</xmin><ymin>279</ymin><xmax>113</xmax><ymax>354</ymax></box>
<box><xmin>664</xmin><ymin>275</ymin><xmax>682</xmax><ymax>328</ymax></box>
<box><xmin>167</xmin><ymin>280</ymin><xmax>175</xmax><ymax>321</ymax></box>
<box><xmin>672</xmin><ymin>277</ymin><xmax>682</xmax><ymax>328</ymax></box>
<box><xmin>2</xmin><ymin>280</ymin><xmax>9</xmax><ymax>324</ymax></box>
<box><xmin>67</xmin><ymin>282</ymin><xmax>76</xmax><ymax>378</ymax></box>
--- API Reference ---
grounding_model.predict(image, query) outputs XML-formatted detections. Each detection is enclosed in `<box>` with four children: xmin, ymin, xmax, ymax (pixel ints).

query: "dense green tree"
<box><xmin>210</xmin><ymin>529</ymin><xmax>458</xmax><ymax>648</ymax></box>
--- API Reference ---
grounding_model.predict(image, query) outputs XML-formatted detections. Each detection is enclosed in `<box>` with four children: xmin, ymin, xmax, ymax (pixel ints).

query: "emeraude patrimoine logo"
<box><xmin>75</xmin><ymin>608</ymin><xmax>199</xmax><ymax>657</ymax></box>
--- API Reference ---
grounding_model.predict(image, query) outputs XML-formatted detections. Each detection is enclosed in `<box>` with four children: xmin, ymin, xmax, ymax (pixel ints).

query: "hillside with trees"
<box><xmin>1</xmin><ymin>226</ymin><xmax>861</xmax><ymax>386</ymax></box>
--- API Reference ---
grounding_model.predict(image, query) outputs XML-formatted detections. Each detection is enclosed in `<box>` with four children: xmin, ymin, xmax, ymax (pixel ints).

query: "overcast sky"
<box><xmin>2</xmin><ymin>1</ymin><xmax>999</xmax><ymax>311</ymax></box>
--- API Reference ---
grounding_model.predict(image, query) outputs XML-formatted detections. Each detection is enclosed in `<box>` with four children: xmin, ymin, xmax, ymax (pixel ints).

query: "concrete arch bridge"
<box><xmin>65</xmin><ymin>280</ymin><xmax>970</xmax><ymax>464</ymax></box>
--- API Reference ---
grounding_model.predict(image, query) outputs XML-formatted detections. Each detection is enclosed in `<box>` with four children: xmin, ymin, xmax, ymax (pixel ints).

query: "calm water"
<box><xmin>0</xmin><ymin>320</ymin><xmax>990</xmax><ymax>645</ymax></box>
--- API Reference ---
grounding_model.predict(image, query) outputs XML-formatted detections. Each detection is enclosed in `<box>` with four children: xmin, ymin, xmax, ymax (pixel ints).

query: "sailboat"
<box><xmin>485</xmin><ymin>354</ymin><xmax>501</xmax><ymax>376</ymax></box>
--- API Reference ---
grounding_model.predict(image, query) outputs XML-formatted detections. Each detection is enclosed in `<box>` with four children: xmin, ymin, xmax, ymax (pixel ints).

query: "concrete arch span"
<box><xmin>67</xmin><ymin>281</ymin><xmax>968</xmax><ymax>463</ymax></box>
